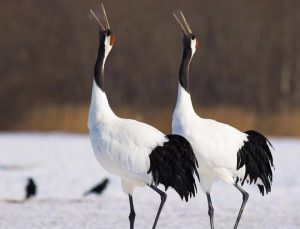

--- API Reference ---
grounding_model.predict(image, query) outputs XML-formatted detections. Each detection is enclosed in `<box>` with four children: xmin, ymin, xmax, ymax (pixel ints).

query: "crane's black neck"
<box><xmin>179</xmin><ymin>41</ymin><xmax>193</xmax><ymax>93</ymax></box>
<box><xmin>94</xmin><ymin>33</ymin><xmax>106</xmax><ymax>91</ymax></box>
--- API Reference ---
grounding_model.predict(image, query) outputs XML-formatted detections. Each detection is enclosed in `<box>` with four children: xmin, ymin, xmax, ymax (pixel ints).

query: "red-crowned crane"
<box><xmin>171</xmin><ymin>11</ymin><xmax>274</xmax><ymax>229</ymax></box>
<box><xmin>88</xmin><ymin>4</ymin><xmax>199</xmax><ymax>229</ymax></box>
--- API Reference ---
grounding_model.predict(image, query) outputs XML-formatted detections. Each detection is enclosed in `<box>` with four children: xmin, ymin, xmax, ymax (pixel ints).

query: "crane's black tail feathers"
<box><xmin>237</xmin><ymin>130</ymin><xmax>274</xmax><ymax>196</ymax></box>
<box><xmin>148</xmin><ymin>134</ymin><xmax>199</xmax><ymax>202</ymax></box>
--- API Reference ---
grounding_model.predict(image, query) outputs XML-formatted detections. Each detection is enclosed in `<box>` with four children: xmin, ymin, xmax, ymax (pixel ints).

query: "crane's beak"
<box><xmin>90</xmin><ymin>3</ymin><xmax>111</xmax><ymax>31</ymax></box>
<box><xmin>173</xmin><ymin>10</ymin><xmax>193</xmax><ymax>36</ymax></box>
<box><xmin>101</xmin><ymin>3</ymin><xmax>110</xmax><ymax>30</ymax></box>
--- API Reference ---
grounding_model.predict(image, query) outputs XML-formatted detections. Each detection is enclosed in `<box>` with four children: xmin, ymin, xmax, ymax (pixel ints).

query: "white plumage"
<box><xmin>173</xmin><ymin>84</ymin><xmax>249</xmax><ymax>191</ymax></box>
<box><xmin>87</xmin><ymin>5</ymin><xmax>199</xmax><ymax>229</ymax></box>
<box><xmin>171</xmin><ymin>10</ymin><xmax>274</xmax><ymax>229</ymax></box>
<box><xmin>89</xmin><ymin>82</ymin><xmax>166</xmax><ymax>193</ymax></box>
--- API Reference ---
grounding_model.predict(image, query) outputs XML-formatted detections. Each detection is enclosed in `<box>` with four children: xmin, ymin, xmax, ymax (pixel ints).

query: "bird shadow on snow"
<box><xmin>0</xmin><ymin>198</ymin><xmax>100</xmax><ymax>204</ymax></box>
<box><xmin>0</xmin><ymin>163</ymin><xmax>38</xmax><ymax>171</ymax></box>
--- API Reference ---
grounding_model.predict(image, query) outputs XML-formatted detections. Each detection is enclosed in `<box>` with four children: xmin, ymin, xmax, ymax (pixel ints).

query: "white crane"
<box><xmin>88</xmin><ymin>5</ymin><xmax>199</xmax><ymax>229</ymax></box>
<box><xmin>171</xmin><ymin>11</ymin><xmax>274</xmax><ymax>229</ymax></box>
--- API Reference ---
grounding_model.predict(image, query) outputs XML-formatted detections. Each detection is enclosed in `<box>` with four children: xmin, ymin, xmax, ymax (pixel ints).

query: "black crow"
<box><xmin>25</xmin><ymin>177</ymin><xmax>37</xmax><ymax>199</ymax></box>
<box><xmin>84</xmin><ymin>178</ymin><xmax>109</xmax><ymax>196</ymax></box>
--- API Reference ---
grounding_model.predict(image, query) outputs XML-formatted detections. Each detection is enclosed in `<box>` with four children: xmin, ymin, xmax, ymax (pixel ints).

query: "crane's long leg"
<box><xmin>233</xmin><ymin>183</ymin><xmax>249</xmax><ymax>229</ymax></box>
<box><xmin>128</xmin><ymin>195</ymin><xmax>135</xmax><ymax>229</ymax></box>
<box><xmin>149</xmin><ymin>184</ymin><xmax>167</xmax><ymax>229</ymax></box>
<box><xmin>206</xmin><ymin>192</ymin><xmax>215</xmax><ymax>229</ymax></box>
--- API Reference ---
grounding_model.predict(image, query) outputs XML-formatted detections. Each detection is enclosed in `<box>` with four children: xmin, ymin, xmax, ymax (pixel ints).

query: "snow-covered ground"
<box><xmin>0</xmin><ymin>133</ymin><xmax>299</xmax><ymax>229</ymax></box>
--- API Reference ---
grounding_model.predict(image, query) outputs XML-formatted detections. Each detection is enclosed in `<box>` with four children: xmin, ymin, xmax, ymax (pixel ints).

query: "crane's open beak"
<box><xmin>90</xmin><ymin>3</ymin><xmax>111</xmax><ymax>31</ymax></box>
<box><xmin>173</xmin><ymin>10</ymin><xmax>193</xmax><ymax>36</ymax></box>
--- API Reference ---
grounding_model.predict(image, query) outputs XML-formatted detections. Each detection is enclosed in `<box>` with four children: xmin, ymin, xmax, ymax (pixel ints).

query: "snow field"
<box><xmin>0</xmin><ymin>133</ymin><xmax>299</xmax><ymax>229</ymax></box>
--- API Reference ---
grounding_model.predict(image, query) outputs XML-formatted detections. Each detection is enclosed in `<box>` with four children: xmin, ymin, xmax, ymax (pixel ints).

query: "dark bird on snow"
<box><xmin>25</xmin><ymin>177</ymin><xmax>37</xmax><ymax>199</ymax></box>
<box><xmin>84</xmin><ymin>178</ymin><xmax>110</xmax><ymax>196</ymax></box>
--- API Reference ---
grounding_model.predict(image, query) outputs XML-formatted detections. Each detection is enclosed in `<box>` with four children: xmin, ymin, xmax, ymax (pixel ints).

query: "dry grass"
<box><xmin>13</xmin><ymin>104</ymin><xmax>300</xmax><ymax>137</ymax></box>
<box><xmin>15</xmin><ymin>104</ymin><xmax>89</xmax><ymax>132</ymax></box>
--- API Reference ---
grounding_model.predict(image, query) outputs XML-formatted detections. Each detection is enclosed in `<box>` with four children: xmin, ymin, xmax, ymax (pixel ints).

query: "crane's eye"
<box><xmin>110</xmin><ymin>34</ymin><xmax>116</xmax><ymax>46</ymax></box>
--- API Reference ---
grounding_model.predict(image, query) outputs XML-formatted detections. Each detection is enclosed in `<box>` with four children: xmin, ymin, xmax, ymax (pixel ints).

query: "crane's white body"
<box><xmin>172</xmin><ymin>85</ymin><xmax>248</xmax><ymax>192</ymax></box>
<box><xmin>88</xmin><ymin>82</ymin><xmax>166</xmax><ymax>193</ymax></box>
<box><xmin>88</xmin><ymin>9</ymin><xmax>200</xmax><ymax>228</ymax></box>
<box><xmin>171</xmin><ymin>12</ymin><xmax>273</xmax><ymax>228</ymax></box>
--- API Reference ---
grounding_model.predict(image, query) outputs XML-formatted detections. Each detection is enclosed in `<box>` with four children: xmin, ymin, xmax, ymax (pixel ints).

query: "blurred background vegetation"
<box><xmin>1</xmin><ymin>0</ymin><xmax>299</xmax><ymax>135</ymax></box>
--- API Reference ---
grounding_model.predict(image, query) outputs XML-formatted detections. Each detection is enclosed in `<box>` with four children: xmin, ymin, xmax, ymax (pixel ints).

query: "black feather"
<box><xmin>237</xmin><ymin>130</ymin><xmax>274</xmax><ymax>196</ymax></box>
<box><xmin>148</xmin><ymin>134</ymin><xmax>199</xmax><ymax>201</ymax></box>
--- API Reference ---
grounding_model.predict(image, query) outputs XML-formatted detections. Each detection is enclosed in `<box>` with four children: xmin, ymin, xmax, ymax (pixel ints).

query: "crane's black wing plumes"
<box><xmin>237</xmin><ymin>130</ymin><xmax>274</xmax><ymax>195</ymax></box>
<box><xmin>148</xmin><ymin>134</ymin><xmax>199</xmax><ymax>201</ymax></box>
